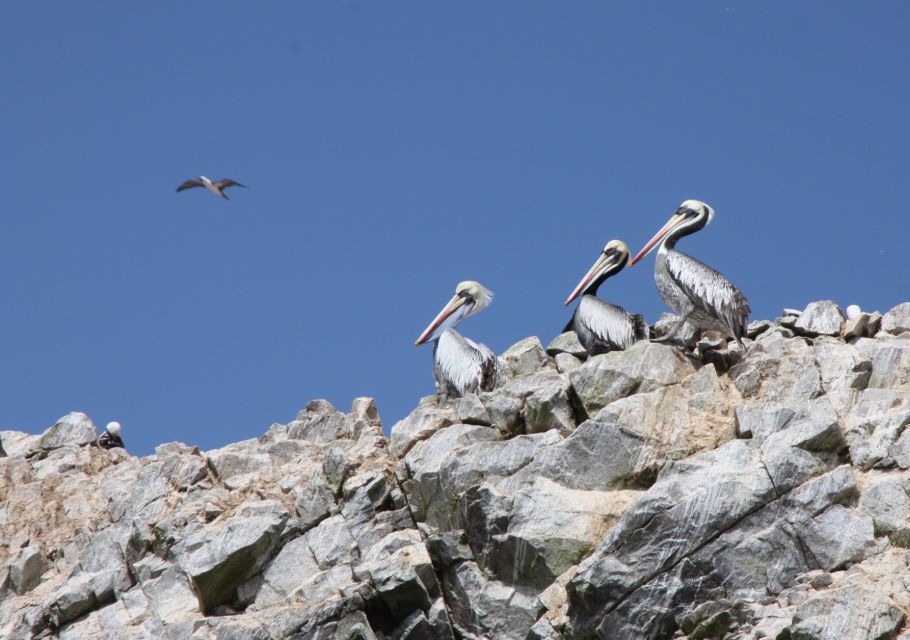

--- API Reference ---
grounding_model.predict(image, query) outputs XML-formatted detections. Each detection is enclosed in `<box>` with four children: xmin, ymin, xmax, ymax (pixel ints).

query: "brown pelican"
<box><xmin>629</xmin><ymin>199</ymin><xmax>750</xmax><ymax>347</ymax></box>
<box><xmin>564</xmin><ymin>240</ymin><xmax>648</xmax><ymax>355</ymax></box>
<box><xmin>415</xmin><ymin>281</ymin><xmax>501</xmax><ymax>400</ymax></box>
<box><xmin>98</xmin><ymin>421</ymin><xmax>124</xmax><ymax>450</ymax></box>
<box><xmin>176</xmin><ymin>176</ymin><xmax>247</xmax><ymax>199</ymax></box>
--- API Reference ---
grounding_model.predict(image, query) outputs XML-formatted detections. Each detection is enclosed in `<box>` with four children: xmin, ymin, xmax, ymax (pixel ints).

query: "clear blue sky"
<box><xmin>2</xmin><ymin>3</ymin><xmax>908</xmax><ymax>456</ymax></box>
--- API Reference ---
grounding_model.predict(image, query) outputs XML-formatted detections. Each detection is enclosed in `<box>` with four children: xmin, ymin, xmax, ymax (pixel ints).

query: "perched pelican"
<box><xmin>564</xmin><ymin>240</ymin><xmax>648</xmax><ymax>355</ymax></box>
<box><xmin>98</xmin><ymin>421</ymin><xmax>124</xmax><ymax>450</ymax></box>
<box><xmin>629</xmin><ymin>199</ymin><xmax>750</xmax><ymax>347</ymax></box>
<box><xmin>176</xmin><ymin>176</ymin><xmax>247</xmax><ymax>199</ymax></box>
<box><xmin>415</xmin><ymin>281</ymin><xmax>501</xmax><ymax>400</ymax></box>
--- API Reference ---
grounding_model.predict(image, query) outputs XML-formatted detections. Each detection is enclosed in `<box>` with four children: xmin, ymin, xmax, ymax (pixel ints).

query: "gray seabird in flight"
<box><xmin>176</xmin><ymin>176</ymin><xmax>247</xmax><ymax>200</ymax></box>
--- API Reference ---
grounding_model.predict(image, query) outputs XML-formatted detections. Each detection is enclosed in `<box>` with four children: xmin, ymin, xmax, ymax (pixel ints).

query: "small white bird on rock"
<box><xmin>98</xmin><ymin>421</ymin><xmax>124</xmax><ymax>450</ymax></box>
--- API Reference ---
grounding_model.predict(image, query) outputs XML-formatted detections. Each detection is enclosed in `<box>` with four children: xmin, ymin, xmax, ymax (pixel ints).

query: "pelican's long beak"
<box><xmin>564</xmin><ymin>252</ymin><xmax>619</xmax><ymax>306</ymax></box>
<box><xmin>415</xmin><ymin>294</ymin><xmax>468</xmax><ymax>346</ymax></box>
<box><xmin>629</xmin><ymin>213</ymin><xmax>685</xmax><ymax>266</ymax></box>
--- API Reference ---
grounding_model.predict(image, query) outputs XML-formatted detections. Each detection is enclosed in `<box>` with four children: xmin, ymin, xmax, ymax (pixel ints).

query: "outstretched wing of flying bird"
<box><xmin>176</xmin><ymin>179</ymin><xmax>205</xmax><ymax>192</ymax></box>
<box><xmin>215</xmin><ymin>179</ymin><xmax>247</xmax><ymax>190</ymax></box>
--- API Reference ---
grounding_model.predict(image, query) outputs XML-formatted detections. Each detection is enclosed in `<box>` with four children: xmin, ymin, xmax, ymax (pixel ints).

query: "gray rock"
<box><xmin>109</xmin><ymin>460</ymin><xmax>170</xmax><ymax>523</ymax></box>
<box><xmin>812</xmin><ymin>337</ymin><xmax>872</xmax><ymax>398</ymax></box>
<box><xmin>524</xmin><ymin>378</ymin><xmax>575</xmax><ymax>434</ymax></box>
<box><xmin>652</xmin><ymin>312</ymin><xmax>699</xmax><ymax>346</ymax></box>
<box><xmin>485</xmin><ymin>478</ymin><xmax>636</xmax><ymax>588</ymax></box>
<box><xmin>891</xmin><ymin>429</ymin><xmax>910</xmax><ymax>470</ymax></box>
<box><xmin>569</xmin><ymin>341</ymin><xmax>695</xmax><ymax>417</ymax></box>
<box><xmin>389</xmin><ymin>399</ymin><xmax>457</xmax><ymax>459</ymax></box>
<box><xmin>546</xmin><ymin>332</ymin><xmax>588</xmax><ymax>359</ymax></box>
<box><xmin>207</xmin><ymin>445</ymin><xmax>273</xmax><ymax>485</ymax></box>
<box><xmin>553</xmin><ymin>352</ymin><xmax>582</xmax><ymax>373</ymax></box>
<box><xmin>787</xmin><ymin>586</ymin><xmax>904</xmax><ymax>640</ymax></box>
<box><xmin>802</xmin><ymin>505</ymin><xmax>876</xmax><ymax>570</ymax></box>
<box><xmin>139</xmin><ymin>567</ymin><xmax>200</xmax><ymax>624</ymax></box>
<box><xmin>855</xmin><ymin>335</ymin><xmax>910</xmax><ymax>390</ymax></box>
<box><xmin>522</xmin><ymin>420</ymin><xmax>643</xmax><ymax>490</ymax></box>
<box><xmin>287</xmin><ymin>405</ymin><xmax>349</xmax><ymax>442</ymax></box>
<box><xmin>306</xmin><ymin>514</ymin><xmax>356</xmax><ymax>569</ymax></box>
<box><xmin>8</xmin><ymin>544</ymin><xmax>48</xmax><ymax>594</ymax></box>
<box><xmin>158</xmin><ymin>450</ymin><xmax>209</xmax><ymax>491</ymax></box>
<box><xmin>844</xmin><ymin>389</ymin><xmax>910</xmax><ymax>469</ymax></box>
<box><xmin>842</xmin><ymin>312</ymin><xmax>870</xmax><ymax>340</ymax></box>
<box><xmin>426</xmin><ymin>597</ymin><xmax>456</xmax><ymax>640</ymax></box>
<box><xmin>482</xmin><ymin>388</ymin><xmax>524</xmax><ymax>435</ymax></box>
<box><xmin>779</xmin><ymin>314</ymin><xmax>798</xmax><ymax>328</ymax></box>
<box><xmin>393</xmin><ymin>610</ymin><xmax>435</xmax><ymax>640</ymax></box>
<box><xmin>406</xmin><ymin>428</ymin><xmax>559</xmax><ymax>533</ymax></box>
<box><xmin>427</xmin><ymin>530</ymin><xmax>474</xmax><ymax>568</ymax></box>
<box><xmin>250</xmin><ymin>535</ymin><xmax>321</xmax><ymax>608</ymax></box>
<box><xmin>794</xmin><ymin>300</ymin><xmax>845</xmax><ymax>337</ymax></box>
<box><xmin>564</xmin><ymin>448</ymin><xmax>871</xmax><ymax>639</ymax></box>
<box><xmin>500</xmin><ymin>336</ymin><xmax>553</xmax><ymax>378</ymax></box>
<box><xmin>50</xmin><ymin>573</ymin><xmax>108</xmax><ymax>627</ymax></box>
<box><xmin>178</xmin><ymin>500</ymin><xmax>289</xmax><ymax>612</ymax></box>
<box><xmin>567</xmin><ymin>441</ymin><xmax>777</xmax><ymax>638</ymax></box>
<box><xmin>0</xmin><ymin>430</ymin><xmax>41</xmax><ymax>457</ymax></box>
<box><xmin>359</xmin><ymin>530</ymin><xmax>437</xmax><ymax>620</ymax></box>
<box><xmin>859</xmin><ymin>474</ymin><xmax>910</xmax><ymax>547</ymax></box>
<box><xmin>293</xmin><ymin>468</ymin><xmax>335</xmax><ymax>531</ymax></box>
<box><xmin>349</xmin><ymin>396</ymin><xmax>383</xmax><ymax>439</ymax></box>
<box><xmin>866</xmin><ymin>312</ymin><xmax>883</xmax><ymax>337</ymax></box>
<box><xmin>678</xmin><ymin>599</ymin><xmax>752</xmax><ymax>639</ymax></box>
<box><xmin>39</xmin><ymin>412</ymin><xmax>98</xmax><ymax>450</ymax></box>
<box><xmin>882</xmin><ymin>302</ymin><xmax>910</xmax><ymax>335</ymax></box>
<box><xmin>527</xmin><ymin>618</ymin><xmax>563</xmax><ymax>640</ymax></box>
<box><xmin>734</xmin><ymin>404</ymin><xmax>795</xmax><ymax>441</ymax></box>
<box><xmin>592</xmin><ymin>364</ymin><xmax>738</xmax><ymax>473</ymax></box>
<box><xmin>453</xmin><ymin>394</ymin><xmax>491</xmax><ymax>426</ymax></box>
<box><xmin>481</xmin><ymin>370</ymin><xmax>569</xmax><ymax>435</ymax></box>
<box><xmin>729</xmin><ymin>331</ymin><xmax>822</xmax><ymax>406</ymax></box>
<box><xmin>762</xmin><ymin>397</ymin><xmax>845</xmax><ymax>454</ymax></box>
<box><xmin>443</xmin><ymin>561</ymin><xmax>544</xmax><ymax>640</ymax></box>
<box><xmin>746</xmin><ymin>319</ymin><xmax>773</xmax><ymax>339</ymax></box>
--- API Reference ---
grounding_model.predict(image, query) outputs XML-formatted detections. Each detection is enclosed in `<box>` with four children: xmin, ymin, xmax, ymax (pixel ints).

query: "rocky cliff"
<box><xmin>3</xmin><ymin>301</ymin><xmax>910</xmax><ymax>640</ymax></box>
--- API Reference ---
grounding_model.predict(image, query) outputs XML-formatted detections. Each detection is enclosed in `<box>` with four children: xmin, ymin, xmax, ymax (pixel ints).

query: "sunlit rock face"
<box><xmin>3</xmin><ymin>300</ymin><xmax>910</xmax><ymax>640</ymax></box>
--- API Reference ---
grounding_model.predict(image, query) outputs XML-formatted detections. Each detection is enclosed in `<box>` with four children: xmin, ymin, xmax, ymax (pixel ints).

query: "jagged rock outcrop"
<box><xmin>1</xmin><ymin>401</ymin><xmax>451</xmax><ymax>639</ymax></box>
<box><xmin>2</xmin><ymin>300</ymin><xmax>910</xmax><ymax>639</ymax></box>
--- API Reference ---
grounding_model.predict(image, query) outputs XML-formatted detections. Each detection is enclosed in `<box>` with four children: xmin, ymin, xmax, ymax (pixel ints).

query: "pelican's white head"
<box><xmin>564</xmin><ymin>240</ymin><xmax>631</xmax><ymax>305</ymax></box>
<box><xmin>629</xmin><ymin>199</ymin><xmax>716</xmax><ymax>266</ymax></box>
<box><xmin>456</xmin><ymin>280</ymin><xmax>494</xmax><ymax>316</ymax></box>
<box><xmin>678</xmin><ymin>199</ymin><xmax>715</xmax><ymax>226</ymax></box>
<box><xmin>106</xmin><ymin>421</ymin><xmax>122</xmax><ymax>437</ymax></box>
<box><xmin>415</xmin><ymin>280</ymin><xmax>494</xmax><ymax>345</ymax></box>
